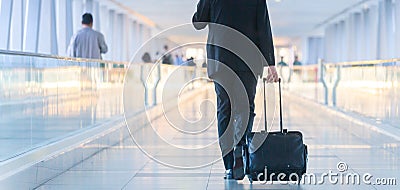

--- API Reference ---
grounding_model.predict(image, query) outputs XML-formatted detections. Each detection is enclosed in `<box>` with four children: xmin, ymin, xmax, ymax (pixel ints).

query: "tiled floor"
<box><xmin>35</xmin><ymin>85</ymin><xmax>400</xmax><ymax>190</ymax></box>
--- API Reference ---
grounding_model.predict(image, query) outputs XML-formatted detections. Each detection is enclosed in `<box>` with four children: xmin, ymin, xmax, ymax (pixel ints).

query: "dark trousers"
<box><xmin>214</xmin><ymin>71</ymin><xmax>257</xmax><ymax>170</ymax></box>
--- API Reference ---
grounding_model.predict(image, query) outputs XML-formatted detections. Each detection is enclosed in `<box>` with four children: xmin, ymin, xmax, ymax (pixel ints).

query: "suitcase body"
<box><xmin>245</xmin><ymin>79</ymin><xmax>308</xmax><ymax>182</ymax></box>
<box><xmin>247</xmin><ymin>131</ymin><xmax>307</xmax><ymax>182</ymax></box>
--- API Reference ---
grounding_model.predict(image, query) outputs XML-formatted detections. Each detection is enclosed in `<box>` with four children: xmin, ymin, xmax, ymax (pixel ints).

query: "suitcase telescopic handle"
<box><xmin>263</xmin><ymin>78</ymin><xmax>268</xmax><ymax>132</ymax></box>
<box><xmin>262</xmin><ymin>78</ymin><xmax>284</xmax><ymax>133</ymax></box>
<box><xmin>278</xmin><ymin>78</ymin><xmax>283</xmax><ymax>133</ymax></box>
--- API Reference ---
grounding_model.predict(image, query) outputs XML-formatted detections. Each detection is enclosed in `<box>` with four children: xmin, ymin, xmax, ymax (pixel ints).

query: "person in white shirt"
<box><xmin>67</xmin><ymin>13</ymin><xmax>108</xmax><ymax>59</ymax></box>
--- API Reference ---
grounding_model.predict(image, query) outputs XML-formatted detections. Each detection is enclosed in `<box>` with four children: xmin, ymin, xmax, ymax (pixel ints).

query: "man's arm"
<box><xmin>98</xmin><ymin>33</ymin><xmax>108</xmax><ymax>54</ymax></box>
<box><xmin>257</xmin><ymin>0</ymin><xmax>278</xmax><ymax>82</ymax></box>
<box><xmin>257</xmin><ymin>0</ymin><xmax>275</xmax><ymax>67</ymax></box>
<box><xmin>192</xmin><ymin>0</ymin><xmax>211</xmax><ymax>30</ymax></box>
<box><xmin>67</xmin><ymin>34</ymin><xmax>76</xmax><ymax>57</ymax></box>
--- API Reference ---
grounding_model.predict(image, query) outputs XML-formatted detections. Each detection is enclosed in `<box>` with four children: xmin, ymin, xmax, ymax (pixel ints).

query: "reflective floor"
<box><xmin>34</xmin><ymin>84</ymin><xmax>400</xmax><ymax>190</ymax></box>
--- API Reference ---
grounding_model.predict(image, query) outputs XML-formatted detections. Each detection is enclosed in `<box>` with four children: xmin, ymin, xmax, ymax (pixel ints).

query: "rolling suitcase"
<box><xmin>245</xmin><ymin>78</ymin><xmax>308</xmax><ymax>183</ymax></box>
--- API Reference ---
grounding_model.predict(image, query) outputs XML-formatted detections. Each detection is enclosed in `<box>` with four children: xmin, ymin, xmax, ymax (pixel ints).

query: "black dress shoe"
<box><xmin>232</xmin><ymin>146</ymin><xmax>245</xmax><ymax>180</ymax></box>
<box><xmin>224</xmin><ymin>169</ymin><xmax>233</xmax><ymax>180</ymax></box>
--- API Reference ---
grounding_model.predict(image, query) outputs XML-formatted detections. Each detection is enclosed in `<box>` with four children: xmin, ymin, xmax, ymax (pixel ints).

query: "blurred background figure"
<box><xmin>202</xmin><ymin>61</ymin><xmax>207</xmax><ymax>68</ymax></box>
<box><xmin>141</xmin><ymin>52</ymin><xmax>152</xmax><ymax>63</ymax></box>
<box><xmin>277</xmin><ymin>56</ymin><xmax>290</xmax><ymax>83</ymax></box>
<box><xmin>154</xmin><ymin>52</ymin><xmax>160</xmax><ymax>62</ymax></box>
<box><xmin>161</xmin><ymin>45</ymin><xmax>174</xmax><ymax>65</ymax></box>
<box><xmin>278</xmin><ymin>56</ymin><xmax>288</xmax><ymax>66</ymax></box>
<box><xmin>293</xmin><ymin>55</ymin><xmax>302</xmax><ymax>66</ymax></box>
<box><xmin>67</xmin><ymin>13</ymin><xmax>108</xmax><ymax>59</ymax></box>
<box><xmin>175</xmin><ymin>54</ymin><xmax>184</xmax><ymax>65</ymax></box>
<box><xmin>185</xmin><ymin>57</ymin><xmax>196</xmax><ymax>66</ymax></box>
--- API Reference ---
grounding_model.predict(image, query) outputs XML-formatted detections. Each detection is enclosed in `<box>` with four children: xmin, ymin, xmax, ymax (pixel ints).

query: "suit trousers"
<box><xmin>214</xmin><ymin>71</ymin><xmax>257</xmax><ymax>170</ymax></box>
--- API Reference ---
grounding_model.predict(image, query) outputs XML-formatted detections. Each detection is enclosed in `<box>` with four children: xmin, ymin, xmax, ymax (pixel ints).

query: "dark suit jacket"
<box><xmin>193</xmin><ymin>0</ymin><xmax>275</xmax><ymax>78</ymax></box>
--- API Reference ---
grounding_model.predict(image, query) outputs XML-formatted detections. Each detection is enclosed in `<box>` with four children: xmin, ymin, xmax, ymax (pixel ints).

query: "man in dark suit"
<box><xmin>193</xmin><ymin>0</ymin><xmax>278</xmax><ymax>180</ymax></box>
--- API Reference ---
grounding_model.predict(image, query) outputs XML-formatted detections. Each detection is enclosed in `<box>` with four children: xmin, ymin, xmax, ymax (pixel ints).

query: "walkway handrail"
<box><xmin>283</xmin><ymin>58</ymin><xmax>399</xmax><ymax>108</ymax></box>
<box><xmin>287</xmin><ymin>58</ymin><xmax>400</xmax><ymax>70</ymax></box>
<box><xmin>0</xmin><ymin>50</ymin><xmax>130</xmax><ymax>65</ymax></box>
<box><xmin>325</xmin><ymin>58</ymin><xmax>400</xmax><ymax>67</ymax></box>
<box><xmin>3</xmin><ymin>50</ymin><xmax>397</xmax><ymax>69</ymax></box>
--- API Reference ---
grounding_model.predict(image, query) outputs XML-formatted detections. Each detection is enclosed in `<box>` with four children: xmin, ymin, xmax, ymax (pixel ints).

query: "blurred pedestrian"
<box><xmin>278</xmin><ymin>56</ymin><xmax>288</xmax><ymax>66</ymax></box>
<box><xmin>67</xmin><ymin>13</ymin><xmax>108</xmax><ymax>59</ymax></box>
<box><xmin>293</xmin><ymin>56</ymin><xmax>302</xmax><ymax>66</ymax></box>
<box><xmin>161</xmin><ymin>45</ymin><xmax>174</xmax><ymax>65</ymax></box>
<box><xmin>175</xmin><ymin>54</ymin><xmax>184</xmax><ymax>65</ymax></box>
<box><xmin>142</xmin><ymin>52</ymin><xmax>152</xmax><ymax>63</ymax></box>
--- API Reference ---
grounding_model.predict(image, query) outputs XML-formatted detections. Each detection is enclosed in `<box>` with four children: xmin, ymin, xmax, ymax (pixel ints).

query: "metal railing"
<box><xmin>0</xmin><ymin>50</ymin><xmax>129</xmax><ymax>67</ymax></box>
<box><xmin>280</xmin><ymin>59</ymin><xmax>399</xmax><ymax>127</ymax></box>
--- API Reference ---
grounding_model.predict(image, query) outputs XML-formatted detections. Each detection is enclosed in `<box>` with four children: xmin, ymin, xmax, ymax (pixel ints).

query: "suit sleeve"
<box><xmin>257</xmin><ymin>0</ymin><xmax>276</xmax><ymax>66</ymax></box>
<box><xmin>192</xmin><ymin>0</ymin><xmax>210</xmax><ymax>30</ymax></box>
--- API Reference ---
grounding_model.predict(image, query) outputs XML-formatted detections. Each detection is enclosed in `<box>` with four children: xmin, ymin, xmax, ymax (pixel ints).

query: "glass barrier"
<box><xmin>0</xmin><ymin>53</ymin><xmax>126</xmax><ymax>162</ymax></box>
<box><xmin>280</xmin><ymin>60</ymin><xmax>400</xmax><ymax>128</ymax></box>
<box><xmin>0</xmin><ymin>51</ymin><xmax>207</xmax><ymax>163</ymax></box>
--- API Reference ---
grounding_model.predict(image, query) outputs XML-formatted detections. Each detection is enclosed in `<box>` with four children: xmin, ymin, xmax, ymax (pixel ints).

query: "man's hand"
<box><xmin>266</xmin><ymin>66</ymin><xmax>279</xmax><ymax>83</ymax></box>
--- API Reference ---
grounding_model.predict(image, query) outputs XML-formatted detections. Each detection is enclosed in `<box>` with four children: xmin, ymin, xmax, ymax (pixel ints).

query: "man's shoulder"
<box><xmin>77</xmin><ymin>28</ymin><xmax>103</xmax><ymax>36</ymax></box>
<box><xmin>92</xmin><ymin>30</ymin><xmax>105</xmax><ymax>37</ymax></box>
<box><xmin>74</xmin><ymin>28</ymin><xmax>89</xmax><ymax>37</ymax></box>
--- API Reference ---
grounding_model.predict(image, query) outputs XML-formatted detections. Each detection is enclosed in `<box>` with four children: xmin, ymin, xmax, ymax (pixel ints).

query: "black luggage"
<box><xmin>245</xmin><ymin>78</ymin><xmax>308</xmax><ymax>183</ymax></box>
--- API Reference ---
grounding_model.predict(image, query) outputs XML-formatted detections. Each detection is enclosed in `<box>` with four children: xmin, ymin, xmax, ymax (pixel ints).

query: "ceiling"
<box><xmin>115</xmin><ymin>0</ymin><xmax>365</xmax><ymax>46</ymax></box>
